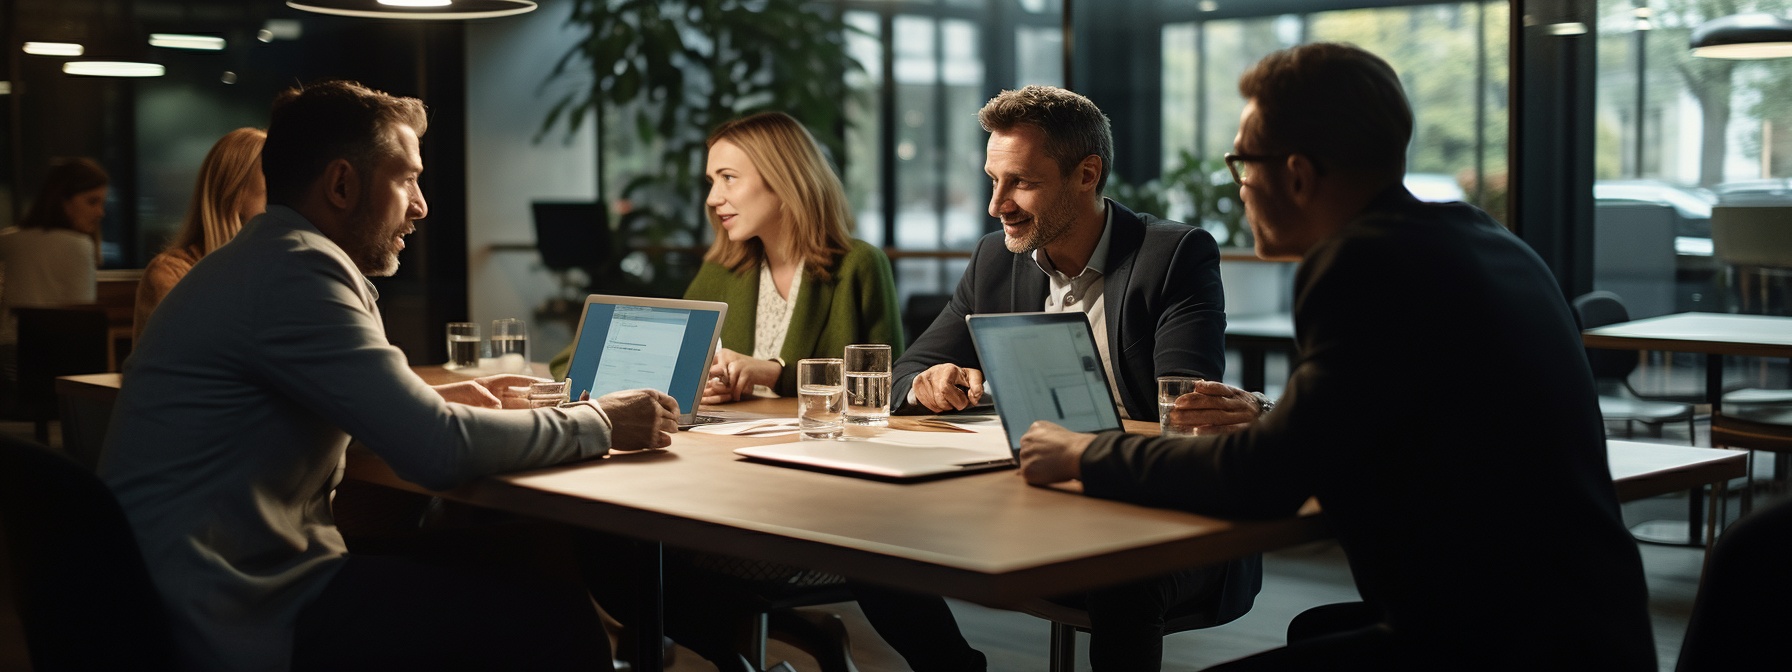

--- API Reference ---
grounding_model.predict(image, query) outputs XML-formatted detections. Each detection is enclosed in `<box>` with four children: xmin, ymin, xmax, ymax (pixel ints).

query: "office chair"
<box><xmin>1675</xmin><ymin>496</ymin><xmax>1792</xmax><ymax>671</ymax></box>
<box><xmin>4</xmin><ymin>305</ymin><xmax>110</xmax><ymax>445</ymax></box>
<box><xmin>0</xmin><ymin>432</ymin><xmax>178</xmax><ymax>671</ymax></box>
<box><xmin>901</xmin><ymin>293</ymin><xmax>952</xmax><ymax>349</ymax></box>
<box><xmin>1572</xmin><ymin>292</ymin><xmax>1697</xmax><ymax>442</ymax></box>
<box><xmin>1017</xmin><ymin>597</ymin><xmax>1240</xmax><ymax>672</ymax></box>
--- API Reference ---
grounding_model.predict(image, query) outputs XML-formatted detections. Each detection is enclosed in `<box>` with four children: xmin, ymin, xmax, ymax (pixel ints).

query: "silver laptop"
<box><xmin>967</xmin><ymin>312</ymin><xmax>1124</xmax><ymax>452</ymax></box>
<box><xmin>731</xmin><ymin>312</ymin><xmax>1123</xmax><ymax>480</ymax></box>
<box><xmin>561</xmin><ymin>294</ymin><xmax>739</xmax><ymax>428</ymax></box>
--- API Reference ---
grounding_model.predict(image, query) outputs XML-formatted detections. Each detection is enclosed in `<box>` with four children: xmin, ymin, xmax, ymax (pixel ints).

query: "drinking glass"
<box><xmin>490</xmin><ymin>318</ymin><xmax>530</xmax><ymax>374</ymax></box>
<box><xmin>796</xmin><ymin>358</ymin><xmax>845</xmax><ymax>440</ymax></box>
<box><xmin>445</xmin><ymin>322</ymin><xmax>479</xmax><ymax>370</ymax></box>
<box><xmin>1157</xmin><ymin>376</ymin><xmax>1203</xmax><ymax>438</ymax></box>
<box><xmin>843</xmin><ymin>344</ymin><xmax>892</xmax><ymax>426</ymax></box>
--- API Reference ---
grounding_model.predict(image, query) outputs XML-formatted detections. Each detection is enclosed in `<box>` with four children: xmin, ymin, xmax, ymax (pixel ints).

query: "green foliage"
<box><xmin>1113</xmin><ymin>150</ymin><xmax>1249</xmax><ymax>248</ymax></box>
<box><xmin>540</xmin><ymin>0</ymin><xmax>865</xmax><ymax>294</ymax></box>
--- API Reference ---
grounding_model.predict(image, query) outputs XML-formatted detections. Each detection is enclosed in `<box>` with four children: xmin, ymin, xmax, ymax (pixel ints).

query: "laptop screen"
<box><xmin>563</xmin><ymin>299</ymin><xmax>724</xmax><ymax>417</ymax></box>
<box><xmin>967</xmin><ymin>312</ymin><xmax>1124</xmax><ymax>452</ymax></box>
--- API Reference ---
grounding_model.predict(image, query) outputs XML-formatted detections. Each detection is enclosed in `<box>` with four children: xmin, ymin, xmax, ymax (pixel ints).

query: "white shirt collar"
<box><xmin>1031</xmin><ymin>199</ymin><xmax>1114</xmax><ymax>279</ymax></box>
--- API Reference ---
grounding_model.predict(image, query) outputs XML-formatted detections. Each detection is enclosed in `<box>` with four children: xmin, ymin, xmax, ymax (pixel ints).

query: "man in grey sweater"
<box><xmin>101</xmin><ymin>80</ymin><xmax>676</xmax><ymax>671</ymax></box>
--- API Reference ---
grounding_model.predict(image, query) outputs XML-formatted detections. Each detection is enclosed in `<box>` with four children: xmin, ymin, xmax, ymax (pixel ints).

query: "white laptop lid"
<box><xmin>967</xmin><ymin>312</ymin><xmax>1124</xmax><ymax>452</ymax></box>
<box><xmin>734</xmin><ymin>434</ymin><xmax>1015</xmax><ymax>480</ymax></box>
<box><xmin>562</xmin><ymin>295</ymin><xmax>728</xmax><ymax>425</ymax></box>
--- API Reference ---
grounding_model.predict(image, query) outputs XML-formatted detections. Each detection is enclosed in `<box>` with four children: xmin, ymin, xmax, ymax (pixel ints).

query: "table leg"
<box><xmin>1707</xmin><ymin>353</ymin><xmax>1724</xmax><ymax>415</ymax></box>
<box><xmin>631</xmin><ymin>541</ymin><xmax>664</xmax><ymax>671</ymax></box>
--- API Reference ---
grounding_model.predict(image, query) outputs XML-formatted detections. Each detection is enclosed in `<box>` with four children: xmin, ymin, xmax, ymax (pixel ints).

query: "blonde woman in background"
<box><xmin>133</xmin><ymin>128</ymin><xmax>267</xmax><ymax>340</ymax></box>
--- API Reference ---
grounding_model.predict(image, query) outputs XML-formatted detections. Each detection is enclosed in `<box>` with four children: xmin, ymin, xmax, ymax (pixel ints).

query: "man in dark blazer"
<box><xmin>858</xmin><ymin>85</ymin><xmax>1256</xmax><ymax>672</ymax></box>
<box><xmin>1019</xmin><ymin>44</ymin><xmax>1655</xmax><ymax>670</ymax></box>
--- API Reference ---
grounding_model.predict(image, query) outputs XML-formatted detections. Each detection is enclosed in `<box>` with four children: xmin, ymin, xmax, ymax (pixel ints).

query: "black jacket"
<box><xmin>1080</xmin><ymin>187</ymin><xmax>1655</xmax><ymax>669</ymax></box>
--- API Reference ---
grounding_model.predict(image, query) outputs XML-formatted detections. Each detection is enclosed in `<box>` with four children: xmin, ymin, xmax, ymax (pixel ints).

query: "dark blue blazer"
<box><xmin>891</xmin><ymin>199</ymin><xmax>1227</xmax><ymax>421</ymax></box>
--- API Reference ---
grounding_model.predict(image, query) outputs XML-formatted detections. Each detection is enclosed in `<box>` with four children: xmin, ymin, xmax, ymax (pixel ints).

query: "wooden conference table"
<box><xmin>56</xmin><ymin>367</ymin><xmax>1746</xmax><ymax>671</ymax></box>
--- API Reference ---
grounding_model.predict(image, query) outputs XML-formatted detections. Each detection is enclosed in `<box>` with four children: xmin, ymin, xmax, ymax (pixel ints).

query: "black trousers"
<box><xmin>850</xmin><ymin>563</ymin><xmax>1226</xmax><ymax>672</ymax></box>
<box><xmin>293</xmin><ymin>524</ymin><xmax>613</xmax><ymax>671</ymax></box>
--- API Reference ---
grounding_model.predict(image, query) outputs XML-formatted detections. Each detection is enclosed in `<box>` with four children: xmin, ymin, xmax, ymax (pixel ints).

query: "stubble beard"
<box><xmin>1002</xmin><ymin>189</ymin><xmax>1079</xmax><ymax>255</ymax></box>
<box><xmin>344</xmin><ymin>202</ymin><xmax>405</xmax><ymax>277</ymax></box>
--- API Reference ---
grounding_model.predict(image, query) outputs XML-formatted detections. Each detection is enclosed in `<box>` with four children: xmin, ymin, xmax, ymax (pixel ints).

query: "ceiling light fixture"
<box><xmin>63</xmin><ymin>61</ymin><xmax>165</xmax><ymax>78</ymax></box>
<box><xmin>1692</xmin><ymin>13</ymin><xmax>1792</xmax><ymax>59</ymax></box>
<box><xmin>23</xmin><ymin>42</ymin><xmax>84</xmax><ymax>57</ymax></box>
<box><xmin>149</xmin><ymin>34</ymin><xmax>226</xmax><ymax>51</ymax></box>
<box><xmin>0</xmin><ymin>82</ymin><xmax>11</xmax><ymax>95</ymax></box>
<box><xmin>287</xmin><ymin>0</ymin><xmax>536</xmax><ymax>20</ymax></box>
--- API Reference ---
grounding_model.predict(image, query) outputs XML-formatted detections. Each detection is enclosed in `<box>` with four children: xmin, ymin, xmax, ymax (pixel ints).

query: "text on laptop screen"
<box><xmin>974</xmin><ymin>315</ymin><xmax>1122</xmax><ymax>445</ymax></box>
<box><xmin>564</xmin><ymin>303</ymin><xmax>720</xmax><ymax>407</ymax></box>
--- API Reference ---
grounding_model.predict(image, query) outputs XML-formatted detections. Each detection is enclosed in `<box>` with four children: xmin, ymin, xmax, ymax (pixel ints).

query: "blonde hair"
<box><xmin>703</xmin><ymin>112</ymin><xmax>853</xmax><ymax>281</ymax></box>
<box><xmin>170</xmin><ymin>128</ymin><xmax>266</xmax><ymax>255</ymax></box>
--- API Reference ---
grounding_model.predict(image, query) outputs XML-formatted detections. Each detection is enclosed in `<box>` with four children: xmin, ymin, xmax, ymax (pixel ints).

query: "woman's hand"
<box><xmin>701</xmin><ymin>348</ymin><xmax>783</xmax><ymax>405</ymax></box>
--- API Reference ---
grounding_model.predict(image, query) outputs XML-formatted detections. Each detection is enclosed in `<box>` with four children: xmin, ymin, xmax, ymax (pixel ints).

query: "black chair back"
<box><xmin>11</xmin><ymin>305</ymin><xmax>110</xmax><ymax>420</ymax></box>
<box><xmin>1572</xmin><ymin>291</ymin><xmax>1637</xmax><ymax>380</ymax></box>
<box><xmin>902</xmin><ymin>293</ymin><xmax>953</xmax><ymax>349</ymax></box>
<box><xmin>1677</xmin><ymin>497</ymin><xmax>1792</xmax><ymax>671</ymax></box>
<box><xmin>0</xmin><ymin>433</ymin><xmax>177</xmax><ymax>671</ymax></box>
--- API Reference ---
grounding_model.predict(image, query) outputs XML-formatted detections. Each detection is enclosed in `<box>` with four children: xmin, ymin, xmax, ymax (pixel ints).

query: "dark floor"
<box><xmin>2</xmin><ymin>351</ymin><xmax>1784</xmax><ymax>671</ymax></box>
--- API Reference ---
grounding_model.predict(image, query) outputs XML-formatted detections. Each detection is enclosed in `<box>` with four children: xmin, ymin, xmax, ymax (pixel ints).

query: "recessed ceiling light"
<box><xmin>287</xmin><ymin>0</ymin><xmax>535</xmax><ymax>20</ymax></box>
<box><xmin>0</xmin><ymin>82</ymin><xmax>11</xmax><ymax>95</ymax></box>
<box><xmin>149</xmin><ymin>34</ymin><xmax>226</xmax><ymax>51</ymax></box>
<box><xmin>1544</xmin><ymin>22</ymin><xmax>1588</xmax><ymax>36</ymax></box>
<box><xmin>23</xmin><ymin>42</ymin><xmax>84</xmax><ymax>57</ymax></box>
<box><xmin>63</xmin><ymin>61</ymin><xmax>165</xmax><ymax>78</ymax></box>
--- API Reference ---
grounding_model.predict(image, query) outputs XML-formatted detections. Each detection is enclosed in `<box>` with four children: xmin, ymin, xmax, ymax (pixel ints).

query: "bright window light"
<box><xmin>63</xmin><ymin>61</ymin><xmax>165</xmax><ymax>78</ymax></box>
<box><xmin>23</xmin><ymin>42</ymin><xmax>84</xmax><ymax>57</ymax></box>
<box><xmin>150</xmin><ymin>34</ymin><xmax>226</xmax><ymax>51</ymax></box>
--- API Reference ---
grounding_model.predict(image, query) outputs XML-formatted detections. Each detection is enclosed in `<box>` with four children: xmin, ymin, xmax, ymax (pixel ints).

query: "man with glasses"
<box><xmin>1017</xmin><ymin>43</ymin><xmax>1654</xmax><ymax>670</ymax></box>
<box><xmin>870</xmin><ymin>84</ymin><xmax>1258</xmax><ymax>672</ymax></box>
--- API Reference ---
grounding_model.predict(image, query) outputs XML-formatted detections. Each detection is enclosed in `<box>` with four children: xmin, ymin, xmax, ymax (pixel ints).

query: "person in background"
<box><xmin>101</xmin><ymin>80</ymin><xmax>679</xmax><ymax>671</ymax></box>
<box><xmin>1017</xmin><ymin>43</ymin><xmax>1655</xmax><ymax>670</ymax></box>
<box><xmin>0</xmin><ymin>157</ymin><xmax>108</xmax><ymax>386</ymax></box>
<box><xmin>133</xmin><ymin>127</ymin><xmax>267</xmax><ymax>341</ymax></box>
<box><xmin>551</xmin><ymin>111</ymin><xmax>903</xmax><ymax>401</ymax></box>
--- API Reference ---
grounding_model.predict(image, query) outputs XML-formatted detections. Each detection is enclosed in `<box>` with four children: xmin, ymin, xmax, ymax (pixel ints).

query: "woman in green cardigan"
<box><xmin>550</xmin><ymin>111</ymin><xmax>903</xmax><ymax>397</ymax></box>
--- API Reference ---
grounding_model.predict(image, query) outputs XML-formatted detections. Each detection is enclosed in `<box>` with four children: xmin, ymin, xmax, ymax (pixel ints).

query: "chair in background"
<box><xmin>1711</xmin><ymin>205</ymin><xmax>1792</xmax><ymax>315</ymax></box>
<box><xmin>1017</xmin><ymin>597</ymin><xmax>1240</xmax><ymax>672</ymax></box>
<box><xmin>1572</xmin><ymin>292</ymin><xmax>1697</xmax><ymax>441</ymax></box>
<box><xmin>901</xmin><ymin>293</ymin><xmax>952</xmax><ymax>349</ymax></box>
<box><xmin>1675</xmin><ymin>496</ymin><xmax>1792</xmax><ymax>671</ymax></box>
<box><xmin>3</xmin><ymin>305</ymin><xmax>110</xmax><ymax>445</ymax></box>
<box><xmin>532</xmin><ymin>201</ymin><xmax>613</xmax><ymax>294</ymax></box>
<box><xmin>0</xmin><ymin>432</ymin><xmax>177</xmax><ymax>671</ymax></box>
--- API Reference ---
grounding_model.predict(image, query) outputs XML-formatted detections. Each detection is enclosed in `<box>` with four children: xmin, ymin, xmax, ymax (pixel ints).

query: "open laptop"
<box><xmin>732</xmin><ymin>311</ymin><xmax>1123</xmax><ymax>480</ymax></box>
<box><xmin>561</xmin><ymin>294</ymin><xmax>738</xmax><ymax>428</ymax></box>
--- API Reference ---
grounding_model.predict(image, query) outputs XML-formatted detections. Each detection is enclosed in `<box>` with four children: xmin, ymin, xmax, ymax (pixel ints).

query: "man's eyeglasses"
<box><xmin>1223</xmin><ymin>152</ymin><xmax>1290</xmax><ymax>185</ymax></box>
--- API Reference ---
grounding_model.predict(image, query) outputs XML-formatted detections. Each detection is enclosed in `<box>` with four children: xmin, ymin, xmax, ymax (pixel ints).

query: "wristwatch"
<box><xmin>1249</xmin><ymin>391</ymin><xmax>1276</xmax><ymax>416</ymax></box>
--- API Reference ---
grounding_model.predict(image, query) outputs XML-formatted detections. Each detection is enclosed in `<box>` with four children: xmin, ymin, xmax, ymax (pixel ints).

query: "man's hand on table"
<box><xmin>1169</xmin><ymin>379</ymin><xmax>1261</xmax><ymax>435</ymax></box>
<box><xmin>1017</xmin><ymin>420</ymin><xmax>1095</xmax><ymax>485</ymax></box>
<box><xmin>433</xmin><ymin>374</ymin><xmax>547</xmax><ymax>409</ymax></box>
<box><xmin>595</xmin><ymin>389</ymin><xmax>680</xmax><ymax>450</ymax></box>
<box><xmin>913</xmin><ymin>363</ymin><xmax>984</xmax><ymax>412</ymax></box>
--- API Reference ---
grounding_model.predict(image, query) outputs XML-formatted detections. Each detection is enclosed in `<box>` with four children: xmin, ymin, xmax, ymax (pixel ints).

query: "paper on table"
<box><xmin>690</xmin><ymin>418</ymin><xmax>802</xmax><ymax>437</ymax></box>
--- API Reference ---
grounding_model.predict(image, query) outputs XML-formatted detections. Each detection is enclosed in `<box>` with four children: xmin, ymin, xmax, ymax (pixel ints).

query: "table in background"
<box><xmin>1582</xmin><ymin>312</ymin><xmax>1792</xmax><ymax>414</ymax></box>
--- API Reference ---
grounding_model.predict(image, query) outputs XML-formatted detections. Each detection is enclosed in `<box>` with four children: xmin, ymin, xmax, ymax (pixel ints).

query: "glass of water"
<box><xmin>1157</xmin><ymin>375</ymin><xmax>1203</xmax><ymax>437</ymax></box>
<box><xmin>445</xmin><ymin>322</ymin><xmax>479</xmax><ymax>370</ymax></box>
<box><xmin>797</xmin><ymin>358</ymin><xmax>845</xmax><ymax>440</ymax></box>
<box><xmin>490</xmin><ymin>318</ymin><xmax>530</xmax><ymax>374</ymax></box>
<box><xmin>843</xmin><ymin>344</ymin><xmax>891</xmax><ymax>426</ymax></box>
